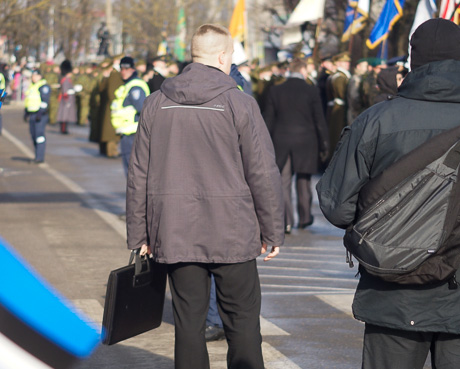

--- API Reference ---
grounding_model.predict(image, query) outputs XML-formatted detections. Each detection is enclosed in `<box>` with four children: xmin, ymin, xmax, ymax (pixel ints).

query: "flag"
<box><xmin>440</xmin><ymin>0</ymin><xmax>460</xmax><ymax>24</ymax></box>
<box><xmin>366</xmin><ymin>0</ymin><xmax>405</xmax><ymax>49</ymax></box>
<box><xmin>282</xmin><ymin>0</ymin><xmax>325</xmax><ymax>47</ymax></box>
<box><xmin>285</xmin><ymin>0</ymin><xmax>326</xmax><ymax>26</ymax></box>
<box><xmin>409</xmin><ymin>0</ymin><xmax>437</xmax><ymax>40</ymax></box>
<box><xmin>0</xmin><ymin>238</ymin><xmax>100</xmax><ymax>369</ymax></box>
<box><xmin>342</xmin><ymin>0</ymin><xmax>370</xmax><ymax>42</ymax></box>
<box><xmin>157</xmin><ymin>38</ymin><xmax>168</xmax><ymax>57</ymax></box>
<box><xmin>174</xmin><ymin>7</ymin><xmax>186</xmax><ymax>62</ymax></box>
<box><xmin>229</xmin><ymin>0</ymin><xmax>245</xmax><ymax>42</ymax></box>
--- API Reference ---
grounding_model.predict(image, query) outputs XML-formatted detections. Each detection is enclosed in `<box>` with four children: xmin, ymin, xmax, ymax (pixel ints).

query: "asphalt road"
<box><xmin>0</xmin><ymin>103</ymin><xmax>377</xmax><ymax>368</ymax></box>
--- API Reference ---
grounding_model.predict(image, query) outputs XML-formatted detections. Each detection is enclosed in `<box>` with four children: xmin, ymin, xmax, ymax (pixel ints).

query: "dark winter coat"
<box><xmin>126</xmin><ymin>63</ymin><xmax>285</xmax><ymax>264</ymax></box>
<box><xmin>316</xmin><ymin>59</ymin><xmax>460</xmax><ymax>334</ymax></box>
<box><xmin>263</xmin><ymin>76</ymin><xmax>329</xmax><ymax>174</ymax></box>
<box><xmin>98</xmin><ymin>70</ymin><xmax>123</xmax><ymax>142</ymax></box>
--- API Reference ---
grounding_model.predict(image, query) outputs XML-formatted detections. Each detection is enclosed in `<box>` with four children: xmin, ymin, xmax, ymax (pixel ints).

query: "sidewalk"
<box><xmin>0</xmin><ymin>105</ymin><xmax>303</xmax><ymax>369</ymax></box>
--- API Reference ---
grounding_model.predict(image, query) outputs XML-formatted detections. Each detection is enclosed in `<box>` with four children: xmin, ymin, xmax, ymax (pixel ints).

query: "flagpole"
<box><xmin>313</xmin><ymin>18</ymin><xmax>323</xmax><ymax>62</ymax></box>
<box><xmin>348</xmin><ymin>7</ymin><xmax>359</xmax><ymax>54</ymax></box>
<box><xmin>450</xmin><ymin>2</ymin><xmax>460</xmax><ymax>20</ymax></box>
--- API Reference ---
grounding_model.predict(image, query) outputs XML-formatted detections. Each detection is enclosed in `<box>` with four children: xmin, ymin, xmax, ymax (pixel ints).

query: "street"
<box><xmin>0</xmin><ymin>103</ymin><xmax>365</xmax><ymax>369</ymax></box>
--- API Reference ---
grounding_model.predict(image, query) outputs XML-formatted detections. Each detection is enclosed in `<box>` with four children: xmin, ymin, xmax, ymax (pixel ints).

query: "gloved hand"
<box><xmin>23</xmin><ymin>109</ymin><xmax>29</xmax><ymax>123</ymax></box>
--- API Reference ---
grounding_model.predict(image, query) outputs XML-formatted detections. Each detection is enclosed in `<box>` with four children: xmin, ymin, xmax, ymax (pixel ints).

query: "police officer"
<box><xmin>111</xmin><ymin>56</ymin><xmax>149</xmax><ymax>175</ymax></box>
<box><xmin>24</xmin><ymin>69</ymin><xmax>51</xmax><ymax>164</ymax></box>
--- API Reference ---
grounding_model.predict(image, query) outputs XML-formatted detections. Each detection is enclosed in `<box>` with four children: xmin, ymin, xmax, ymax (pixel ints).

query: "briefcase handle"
<box><xmin>129</xmin><ymin>250</ymin><xmax>152</xmax><ymax>288</ymax></box>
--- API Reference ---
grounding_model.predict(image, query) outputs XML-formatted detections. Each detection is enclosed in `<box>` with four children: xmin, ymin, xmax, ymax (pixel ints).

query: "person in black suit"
<box><xmin>264</xmin><ymin>58</ymin><xmax>329</xmax><ymax>233</ymax></box>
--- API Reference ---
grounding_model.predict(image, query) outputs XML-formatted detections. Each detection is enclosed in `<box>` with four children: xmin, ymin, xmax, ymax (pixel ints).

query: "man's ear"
<box><xmin>218</xmin><ymin>51</ymin><xmax>226</xmax><ymax>67</ymax></box>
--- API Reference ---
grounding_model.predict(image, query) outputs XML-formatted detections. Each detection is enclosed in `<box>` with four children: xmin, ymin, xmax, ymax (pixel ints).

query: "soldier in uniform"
<box><xmin>326</xmin><ymin>52</ymin><xmax>351</xmax><ymax>158</ymax></box>
<box><xmin>347</xmin><ymin>58</ymin><xmax>370</xmax><ymax>125</ymax></box>
<box><xmin>88</xmin><ymin>66</ymin><xmax>103</xmax><ymax>143</ymax></box>
<box><xmin>98</xmin><ymin>56</ymin><xmax>123</xmax><ymax>157</ymax></box>
<box><xmin>110</xmin><ymin>56</ymin><xmax>149</xmax><ymax>175</ymax></box>
<box><xmin>43</xmin><ymin>65</ymin><xmax>61</xmax><ymax>125</ymax></box>
<box><xmin>305</xmin><ymin>57</ymin><xmax>318</xmax><ymax>86</ymax></box>
<box><xmin>24</xmin><ymin>69</ymin><xmax>51</xmax><ymax>163</ymax></box>
<box><xmin>147</xmin><ymin>56</ymin><xmax>168</xmax><ymax>93</ymax></box>
<box><xmin>360</xmin><ymin>58</ymin><xmax>386</xmax><ymax>110</ymax></box>
<box><xmin>76</xmin><ymin>66</ymin><xmax>92</xmax><ymax>125</ymax></box>
<box><xmin>317</xmin><ymin>56</ymin><xmax>336</xmax><ymax>117</ymax></box>
<box><xmin>56</xmin><ymin>60</ymin><xmax>77</xmax><ymax>134</ymax></box>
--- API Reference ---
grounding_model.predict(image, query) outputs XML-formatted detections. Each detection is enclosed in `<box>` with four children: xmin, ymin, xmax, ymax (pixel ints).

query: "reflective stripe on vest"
<box><xmin>25</xmin><ymin>80</ymin><xmax>48</xmax><ymax>113</ymax></box>
<box><xmin>0</xmin><ymin>74</ymin><xmax>5</xmax><ymax>90</ymax></box>
<box><xmin>111</xmin><ymin>78</ymin><xmax>149</xmax><ymax>135</ymax></box>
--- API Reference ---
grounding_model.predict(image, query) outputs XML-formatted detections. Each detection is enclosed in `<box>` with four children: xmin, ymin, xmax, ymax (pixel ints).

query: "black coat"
<box><xmin>263</xmin><ymin>77</ymin><xmax>329</xmax><ymax>174</ymax></box>
<box><xmin>317</xmin><ymin>60</ymin><xmax>460</xmax><ymax>333</ymax></box>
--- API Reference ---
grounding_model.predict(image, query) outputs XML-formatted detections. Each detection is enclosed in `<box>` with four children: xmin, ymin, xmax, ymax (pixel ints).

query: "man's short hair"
<box><xmin>191</xmin><ymin>24</ymin><xmax>231</xmax><ymax>60</ymax></box>
<box><xmin>289</xmin><ymin>59</ymin><xmax>307</xmax><ymax>74</ymax></box>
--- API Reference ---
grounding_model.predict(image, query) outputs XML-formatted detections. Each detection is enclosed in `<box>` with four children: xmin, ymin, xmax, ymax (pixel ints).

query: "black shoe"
<box><xmin>285</xmin><ymin>225</ymin><xmax>292</xmax><ymax>234</ymax></box>
<box><xmin>32</xmin><ymin>159</ymin><xmax>44</xmax><ymax>164</ymax></box>
<box><xmin>299</xmin><ymin>216</ymin><xmax>314</xmax><ymax>229</ymax></box>
<box><xmin>205</xmin><ymin>325</ymin><xmax>225</xmax><ymax>342</ymax></box>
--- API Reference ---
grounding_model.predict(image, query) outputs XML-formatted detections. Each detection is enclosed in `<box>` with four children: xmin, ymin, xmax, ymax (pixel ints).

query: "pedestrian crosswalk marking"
<box><xmin>71</xmin><ymin>299</ymin><xmax>296</xmax><ymax>369</ymax></box>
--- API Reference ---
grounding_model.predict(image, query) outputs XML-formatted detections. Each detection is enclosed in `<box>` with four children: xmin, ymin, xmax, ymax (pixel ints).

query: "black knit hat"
<box><xmin>120</xmin><ymin>56</ymin><xmax>135</xmax><ymax>69</ymax></box>
<box><xmin>60</xmin><ymin>59</ymin><xmax>72</xmax><ymax>76</ymax></box>
<box><xmin>410</xmin><ymin>18</ymin><xmax>460</xmax><ymax>70</ymax></box>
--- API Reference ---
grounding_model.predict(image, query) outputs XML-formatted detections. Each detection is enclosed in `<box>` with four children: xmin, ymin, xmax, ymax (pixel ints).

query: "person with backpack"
<box><xmin>316</xmin><ymin>19</ymin><xmax>460</xmax><ymax>369</ymax></box>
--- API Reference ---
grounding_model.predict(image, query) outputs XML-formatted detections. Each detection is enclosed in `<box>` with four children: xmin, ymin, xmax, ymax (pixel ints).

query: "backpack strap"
<box><xmin>358</xmin><ymin>124</ymin><xmax>460</xmax><ymax>214</ymax></box>
<box><xmin>443</xmin><ymin>140</ymin><xmax>460</xmax><ymax>170</ymax></box>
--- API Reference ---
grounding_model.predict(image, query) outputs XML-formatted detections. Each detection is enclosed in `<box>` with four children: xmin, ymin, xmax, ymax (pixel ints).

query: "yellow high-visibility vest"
<box><xmin>0</xmin><ymin>73</ymin><xmax>5</xmax><ymax>90</ymax></box>
<box><xmin>111</xmin><ymin>78</ymin><xmax>149</xmax><ymax>135</ymax></box>
<box><xmin>24</xmin><ymin>79</ymin><xmax>48</xmax><ymax>113</ymax></box>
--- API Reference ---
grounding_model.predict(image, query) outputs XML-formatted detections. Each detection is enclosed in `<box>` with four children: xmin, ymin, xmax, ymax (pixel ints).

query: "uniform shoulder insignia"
<box><xmin>131</xmin><ymin>88</ymin><xmax>141</xmax><ymax>100</ymax></box>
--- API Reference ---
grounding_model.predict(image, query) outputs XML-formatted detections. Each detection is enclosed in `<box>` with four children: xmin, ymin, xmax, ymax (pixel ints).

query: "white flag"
<box><xmin>409</xmin><ymin>0</ymin><xmax>437</xmax><ymax>40</ymax></box>
<box><xmin>286</xmin><ymin>0</ymin><xmax>326</xmax><ymax>26</ymax></box>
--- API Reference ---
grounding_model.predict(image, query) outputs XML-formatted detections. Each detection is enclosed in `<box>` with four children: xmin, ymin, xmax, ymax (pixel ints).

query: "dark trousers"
<box><xmin>167</xmin><ymin>260</ymin><xmax>264</xmax><ymax>369</ymax></box>
<box><xmin>29</xmin><ymin>113</ymin><xmax>48</xmax><ymax>162</ymax></box>
<box><xmin>281</xmin><ymin>156</ymin><xmax>312</xmax><ymax>227</ymax></box>
<box><xmin>362</xmin><ymin>324</ymin><xmax>460</xmax><ymax>369</ymax></box>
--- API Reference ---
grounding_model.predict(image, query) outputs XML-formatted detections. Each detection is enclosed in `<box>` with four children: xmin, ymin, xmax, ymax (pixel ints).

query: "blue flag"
<box><xmin>342</xmin><ymin>0</ymin><xmax>370</xmax><ymax>42</ymax></box>
<box><xmin>367</xmin><ymin>0</ymin><xmax>405</xmax><ymax>49</ymax></box>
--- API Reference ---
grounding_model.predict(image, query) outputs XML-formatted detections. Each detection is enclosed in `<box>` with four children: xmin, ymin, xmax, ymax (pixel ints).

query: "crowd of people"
<box><xmin>5</xmin><ymin>19</ymin><xmax>456</xmax><ymax>369</ymax></box>
<box><xmin>0</xmin><ymin>46</ymin><xmax>408</xmax><ymax>170</ymax></box>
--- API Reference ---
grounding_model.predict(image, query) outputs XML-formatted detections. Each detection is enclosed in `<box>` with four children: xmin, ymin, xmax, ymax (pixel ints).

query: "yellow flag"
<box><xmin>229</xmin><ymin>0</ymin><xmax>245</xmax><ymax>42</ymax></box>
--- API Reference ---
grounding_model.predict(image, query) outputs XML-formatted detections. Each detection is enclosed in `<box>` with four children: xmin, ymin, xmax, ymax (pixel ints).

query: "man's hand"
<box><xmin>261</xmin><ymin>242</ymin><xmax>279</xmax><ymax>261</ymax></box>
<box><xmin>139</xmin><ymin>244</ymin><xmax>152</xmax><ymax>256</ymax></box>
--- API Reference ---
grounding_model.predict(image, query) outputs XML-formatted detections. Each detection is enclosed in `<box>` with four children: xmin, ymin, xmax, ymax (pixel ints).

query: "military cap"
<box><xmin>332</xmin><ymin>52</ymin><xmax>351</xmax><ymax>63</ymax></box>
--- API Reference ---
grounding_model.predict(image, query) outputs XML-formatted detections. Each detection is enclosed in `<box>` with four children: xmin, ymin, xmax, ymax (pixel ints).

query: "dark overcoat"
<box><xmin>98</xmin><ymin>70</ymin><xmax>123</xmax><ymax>143</ymax></box>
<box><xmin>263</xmin><ymin>77</ymin><xmax>329</xmax><ymax>174</ymax></box>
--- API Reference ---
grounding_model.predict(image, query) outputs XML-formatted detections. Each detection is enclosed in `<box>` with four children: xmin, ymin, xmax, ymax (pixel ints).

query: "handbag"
<box><xmin>101</xmin><ymin>251</ymin><xmax>168</xmax><ymax>345</ymax></box>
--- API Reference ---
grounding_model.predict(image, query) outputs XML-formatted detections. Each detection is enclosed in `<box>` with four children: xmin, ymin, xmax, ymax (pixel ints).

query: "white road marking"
<box><xmin>4</xmin><ymin>128</ymin><xmax>300</xmax><ymax>367</ymax></box>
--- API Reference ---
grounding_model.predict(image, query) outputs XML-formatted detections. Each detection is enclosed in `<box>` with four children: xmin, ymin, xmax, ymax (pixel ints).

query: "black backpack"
<box><xmin>344</xmin><ymin>126</ymin><xmax>460</xmax><ymax>285</ymax></box>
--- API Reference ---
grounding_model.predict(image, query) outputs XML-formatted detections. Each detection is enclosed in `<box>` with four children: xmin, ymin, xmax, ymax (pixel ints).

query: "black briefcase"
<box><xmin>102</xmin><ymin>251</ymin><xmax>168</xmax><ymax>345</ymax></box>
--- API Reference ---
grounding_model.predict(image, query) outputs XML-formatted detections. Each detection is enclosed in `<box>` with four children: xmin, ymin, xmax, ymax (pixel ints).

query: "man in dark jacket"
<box><xmin>317</xmin><ymin>19</ymin><xmax>460</xmax><ymax>369</ymax></box>
<box><xmin>126</xmin><ymin>24</ymin><xmax>284</xmax><ymax>369</ymax></box>
<box><xmin>264</xmin><ymin>58</ymin><xmax>329</xmax><ymax>233</ymax></box>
